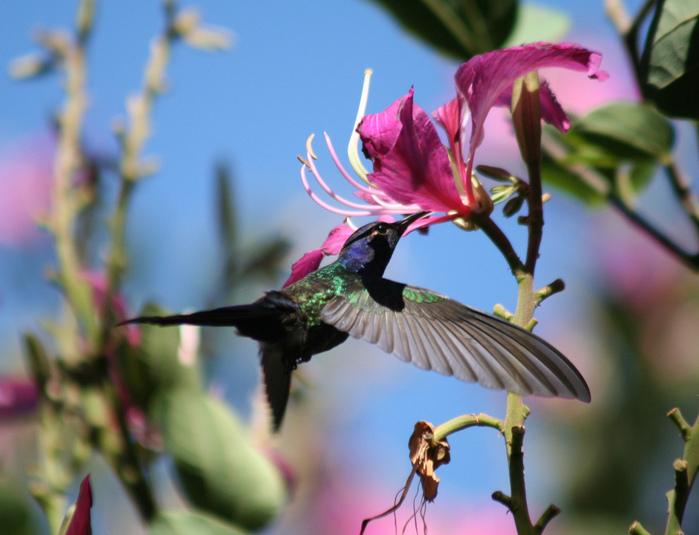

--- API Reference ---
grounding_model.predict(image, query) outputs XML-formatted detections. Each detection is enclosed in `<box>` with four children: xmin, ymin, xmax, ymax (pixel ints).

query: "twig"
<box><xmin>535</xmin><ymin>279</ymin><xmax>565</xmax><ymax>306</ymax></box>
<box><xmin>608</xmin><ymin>196</ymin><xmax>699</xmax><ymax>271</ymax></box>
<box><xmin>533</xmin><ymin>505</ymin><xmax>561</xmax><ymax>534</ymax></box>
<box><xmin>629</xmin><ymin>520</ymin><xmax>653</xmax><ymax>535</ymax></box>
<box><xmin>663</xmin><ymin>162</ymin><xmax>699</xmax><ymax>239</ymax></box>
<box><xmin>433</xmin><ymin>413</ymin><xmax>505</xmax><ymax>440</ymax></box>
<box><xmin>663</xmin><ymin>408</ymin><xmax>699</xmax><ymax>534</ymax></box>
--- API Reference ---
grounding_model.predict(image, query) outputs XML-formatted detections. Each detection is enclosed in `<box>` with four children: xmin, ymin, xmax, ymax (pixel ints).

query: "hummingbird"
<box><xmin>120</xmin><ymin>211</ymin><xmax>590</xmax><ymax>429</ymax></box>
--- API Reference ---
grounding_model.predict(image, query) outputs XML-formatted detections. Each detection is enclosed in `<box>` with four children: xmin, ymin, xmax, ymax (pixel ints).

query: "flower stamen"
<box><xmin>348</xmin><ymin>68</ymin><xmax>372</xmax><ymax>182</ymax></box>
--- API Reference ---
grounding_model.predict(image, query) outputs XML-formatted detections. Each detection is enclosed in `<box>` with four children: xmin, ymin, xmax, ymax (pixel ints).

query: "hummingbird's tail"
<box><xmin>118</xmin><ymin>291</ymin><xmax>296</xmax><ymax>342</ymax></box>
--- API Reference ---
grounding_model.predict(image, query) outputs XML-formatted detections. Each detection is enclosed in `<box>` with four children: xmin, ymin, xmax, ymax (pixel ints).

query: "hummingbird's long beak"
<box><xmin>396</xmin><ymin>211</ymin><xmax>431</xmax><ymax>235</ymax></box>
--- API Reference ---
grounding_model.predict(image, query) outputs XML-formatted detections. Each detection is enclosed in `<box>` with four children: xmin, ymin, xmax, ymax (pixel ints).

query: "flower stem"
<box><xmin>51</xmin><ymin>0</ymin><xmax>99</xmax><ymax>348</ymax></box>
<box><xmin>511</xmin><ymin>72</ymin><xmax>544</xmax><ymax>275</ymax></box>
<box><xmin>433</xmin><ymin>413</ymin><xmax>504</xmax><ymax>440</ymax></box>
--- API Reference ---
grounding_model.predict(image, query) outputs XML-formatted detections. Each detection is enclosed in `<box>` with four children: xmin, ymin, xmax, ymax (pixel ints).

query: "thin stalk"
<box><xmin>52</xmin><ymin>1</ymin><xmax>99</xmax><ymax>347</ymax></box>
<box><xmin>663</xmin><ymin>161</ymin><xmax>699</xmax><ymax>239</ymax></box>
<box><xmin>433</xmin><ymin>413</ymin><xmax>505</xmax><ymax>439</ymax></box>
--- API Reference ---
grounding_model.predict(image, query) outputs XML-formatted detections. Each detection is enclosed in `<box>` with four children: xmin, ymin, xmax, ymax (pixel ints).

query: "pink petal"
<box><xmin>66</xmin><ymin>475</ymin><xmax>93</xmax><ymax>535</ymax></box>
<box><xmin>357</xmin><ymin>94</ymin><xmax>406</xmax><ymax>160</ymax></box>
<box><xmin>321</xmin><ymin>224</ymin><xmax>355</xmax><ymax>255</ymax></box>
<box><xmin>283</xmin><ymin>249</ymin><xmax>324</xmax><ymax>287</ymax></box>
<box><xmin>283</xmin><ymin>224</ymin><xmax>354</xmax><ymax>287</ymax></box>
<box><xmin>455</xmin><ymin>43</ymin><xmax>608</xmax><ymax>181</ymax></box>
<box><xmin>432</xmin><ymin>96</ymin><xmax>473</xmax><ymax>204</ymax></box>
<box><xmin>358</xmin><ymin>90</ymin><xmax>466</xmax><ymax>214</ymax></box>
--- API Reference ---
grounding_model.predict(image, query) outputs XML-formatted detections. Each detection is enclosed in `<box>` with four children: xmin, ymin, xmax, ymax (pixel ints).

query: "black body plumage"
<box><xmin>120</xmin><ymin>212</ymin><xmax>590</xmax><ymax>429</ymax></box>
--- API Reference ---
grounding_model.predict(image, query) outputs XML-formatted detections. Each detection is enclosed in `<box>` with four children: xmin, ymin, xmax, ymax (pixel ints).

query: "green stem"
<box><xmin>629</xmin><ymin>521</ymin><xmax>654</xmax><ymax>535</ymax></box>
<box><xmin>52</xmin><ymin>3</ymin><xmax>99</xmax><ymax>348</ymax></box>
<box><xmin>663</xmin><ymin>161</ymin><xmax>699</xmax><ymax>240</ymax></box>
<box><xmin>99</xmin><ymin>380</ymin><xmax>157</xmax><ymax>521</ymax></box>
<box><xmin>511</xmin><ymin>72</ymin><xmax>544</xmax><ymax>275</ymax></box>
<box><xmin>663</xmin><ymin>408</ymin><xmax>699</xmax><ymax>534</ymax></box>
<box><xmin>433</xmin><ymin>413</ymin><xmax>504</xmax><ymax>440</ymax></box>
<box><xmin>491</xmin><ymin>72</ymin><xmax>552</xmax><ymax>534</ymax></box>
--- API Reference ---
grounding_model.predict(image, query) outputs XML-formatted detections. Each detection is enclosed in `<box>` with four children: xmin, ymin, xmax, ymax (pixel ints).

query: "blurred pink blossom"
<box><xmin>0</xmin><ymin>135</ymin><xmax>55</xmax><ymax>246</ymax></box>
<box><xmin>0</xmin><ymin>376</ymin><xmax>39</xmax><ymax>421</ymax></box>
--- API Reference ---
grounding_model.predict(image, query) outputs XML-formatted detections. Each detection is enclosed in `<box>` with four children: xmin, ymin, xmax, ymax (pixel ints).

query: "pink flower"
<box><xmin>453</xmin><ymin>42</ymin><xmax>609</xmax><ymax>197</ymax></box>
<box><xmin>300</xmin><ymin>43</ymin><xmax>607</xmax><ymax>228</ymax></box>
<box><xmin>358</xmin><ymin>89</ymin><xmax>469</xmax><ymax>214</ymax></box>
<box><xmin>0</xmin><ymin>136</ymin><xmax>54</xmax><ymax>246</ymax></box>
<box><xmin>0</xmin><ymin>377</ymin><xmax>39</xmax><ymax>421</ymax></box>
<box><xmin>283</xmin><ymin>224</ymin><xmax>354</xmax><ymax>287</ymax></box>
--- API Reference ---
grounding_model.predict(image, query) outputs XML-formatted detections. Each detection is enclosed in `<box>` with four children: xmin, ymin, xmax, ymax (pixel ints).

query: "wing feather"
<box><xmin>321</xmin><ymin>280</ymin><xmax>590</xmax><ymax>402</ymax></box>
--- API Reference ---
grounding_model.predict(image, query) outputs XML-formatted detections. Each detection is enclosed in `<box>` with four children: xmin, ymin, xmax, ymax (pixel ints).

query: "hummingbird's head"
<box><xmin>337</xmin><ymin>211</ymin><xmax>429</xmax><ymax>276</ymax></box>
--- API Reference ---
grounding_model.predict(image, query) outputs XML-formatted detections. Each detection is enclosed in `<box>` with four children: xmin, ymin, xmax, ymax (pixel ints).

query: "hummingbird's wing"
<box><xmin>320</xmin><ymin>279</ymin><xmax>590</xmax><ymax>402</ymax></box>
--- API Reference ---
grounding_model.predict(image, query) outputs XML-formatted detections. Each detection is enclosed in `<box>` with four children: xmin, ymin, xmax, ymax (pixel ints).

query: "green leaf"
<box><xmin>363</xmin><ymin>0</ymin><xmax>518</xmax><ymax>60</ymax></box>
<box><xmin>0</xmin><ymin>480</ymin><xmax>37</xmax><ymax>535</ymax></box>
<box><xmin>216</xmin><ymin>162</ymin><xmax>237</xmax><ymax>264</ymax></box>
<box><xmin>502</xmin><ymin>3</ymin><xmax>571</xmax><ymax>48</ymax></box>
<box><xmin>119</xmin><ymin>304</ymin><xmax>202</xmax><ymax>409</ymax></box>
<box><xmin>640</xmin><ymin>0</ymin><xmax>699</xmax><ymax>119</ymax></box>
<box><xmin>541</xmin><ymin>102</ymin><xmax>672</xmax><ymax>204</ymax></box>
<box><xmin>156</xmin><ymin>390</ymin><xmax>286</xmax><ymax>531</ymax></box>
<box><xmin>541</xmin><ymin>150</ymin><xmax>606</xmax><ymax>206</ymax></box>
<box><xmin>149</xmin><ymin>510</ymin><xmax>249</xmax><ymax>535</ymax></box>
<box><xmin>570</xmin><ymin>101</ymin><xmax>675</xmax><ymax>163</ymax></box>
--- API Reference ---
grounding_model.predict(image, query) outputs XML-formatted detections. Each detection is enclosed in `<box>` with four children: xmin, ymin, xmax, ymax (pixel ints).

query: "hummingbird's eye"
<box><xmin>375</xmin><ymin>223</ymin><xmax>389</xmax><ymax>235</ymax></box>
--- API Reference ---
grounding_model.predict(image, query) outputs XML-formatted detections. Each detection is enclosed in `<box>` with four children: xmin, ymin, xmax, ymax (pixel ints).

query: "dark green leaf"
<box><xmin>149</xmin><ymin>510</ymin><xmax>249</xmax><ymax>535</ymax></box>
<box><xmin>502</xmin><ymin>3</ymin><xmax>570</xmax><ymax>48</ymax></box>
<box><xmin>156</xmin><ymin>390</ymin><xmax>286</xmax><ymax>531</ymax></box>
<box><xmin>640</xmin><ymin>0</ymin><xmax>699</xmax><ymax>119</ymax></box>
<box><xmin>22</xmin><ymin>332</ymin><xmax>50</xmax><ymax>390</ymax></box>
<box><xmin>570</xmin><ymin>101</ymin><xmax>675</xmax><ymax>162</ymax></box>
<box><xmin>363</xmin><ymin>0</ymin><xmax>518</xmax><ymax>60</ymax></box>
<box><xmin>216</xmin><ymin>161</ymin><xmax>237</xmax><ymax>262</ymax></box>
